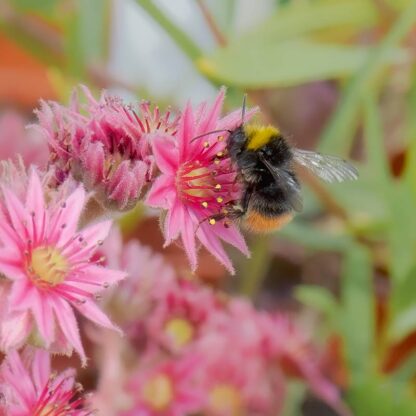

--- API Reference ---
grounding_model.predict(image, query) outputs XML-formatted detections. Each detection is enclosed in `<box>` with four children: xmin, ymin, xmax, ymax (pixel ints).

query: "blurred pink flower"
<box><xmin>194</xmin><ymin>333</ymin><xmax>280</xmax><ymax>416</ymax></box>
<box><xmin>123</xmin><ymin>355</ymin><xmax>203</xmax><ymax>416</ymax></box>
<box><xmin>0</xmin><ymin>111</ymin><xmax>48</xmax><ymax>168</ymax></box>
<box><xmin>146</xmin><ymin>279</ymin><xmax>221</xmax><ymax>353</ymax></box>
<box><xmin>0</xmin><ymin>169</ymin><xmax>125</xmax><ymax>364</ymax></box>
<box><xmin>265</xmin><ymin>314</ymin><xmax>351</xmax><ymax>416</ymax></box>
<box><xmin>146</xmin><ymin>89</ymin><xmax>254</xmax><ymax>273</ymax></box>
<box><xmin>98</xmin><ymin>226</ymin><xmax>176</xmax><ymax>328</ymax></box>
<box><xmin>0</xmin><ymin>348</ymin><xmax>92</xmax><ymax>415</ymax></box>
<box><xmin>36</xmin><ymin>86</ymin><xmax>178</xmax><ymax>210</ymax></box>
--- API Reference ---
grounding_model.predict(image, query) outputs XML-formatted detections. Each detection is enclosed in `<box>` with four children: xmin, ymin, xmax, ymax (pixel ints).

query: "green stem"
<box><xmin>239</xmin><ymin>235</ymin><xmax>272</xmax><ymax>298</ymax></box>
<box><xmin>135</xmin><ymin>0</ymin><xmax>203</xmax><ymax>62</ymax></box>
<box><xmin>319</xmin><ymin>3</ymin><xmax>416</xmax><ymax>156</ymax></box>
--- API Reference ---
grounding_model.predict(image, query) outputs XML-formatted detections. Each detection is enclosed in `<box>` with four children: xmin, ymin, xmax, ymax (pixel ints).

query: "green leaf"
<box><xmin>340</xmin><ymin>244</ymin><xmax>374</xmax><ymax>383</ymax></box>
<box><xmin>199</xmin><ymin>40</ymin><xmax>392</xmax><ymax>88</ymax></box>
<box><xmin>278</xmin><ymin>221</ymin><xmax>353</xmax><ymax>252</ymax></box>
<box><xmin>243</xmin><ymin>0</ymin><xmax>378</xmax><ymax>44</ymax></box>
<box><xmin>348</xmin><ymin>376</ymin><xmax>416</xmax><ymax>416</ymax></box>
<box><xmin>64</xmin><ymin>0</ymin><xmax>111</xmax><ymax>77</ymax></box>
<box><xmin>319</xmin><ymin>3</ymin><xmax>416</xmax><ymax>156</ymax></box>
<box><xmin>390</xmin><ymin>264</ymin><xmax>416</xmax><ymax>340</ymax></box>
<box><xmin>9</xmin><ymin>0</ymin><xmax>58</xmax><ymax>14</ymax></box>
<box><xmin>295</xmin><ymin>285</ymin><xmax>338</xmax><ymax>318</ymax></box>
<box><xmin>390</xmin><ymin>306</ymin><xmax>416</xmax><ymax>341</ymax></box>
<box><xmin>388</xmin><ymin>182</ymin><xmax>416</xmax><ymax>283</ymax></box>
<box><xmin>363</xmin><ymin>93</ymin><xmax>392</xmax><ymax>186</ymax></box>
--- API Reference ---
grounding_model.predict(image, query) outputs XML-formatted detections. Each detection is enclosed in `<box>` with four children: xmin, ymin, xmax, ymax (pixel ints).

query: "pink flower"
<box><xmin>265</xmin><ymin>315</ymin><xmax>351</xmax><ymax>416</ymax></box>
<box><xmin>145</xmin><ymin>279</ymin><xmax>221</xmax><ymax>353</ymax></box>
<box><xmin>123</xmin><ymin>355</ymin><xmax>203</xmax><ymax>416</ymax></box>
<box><xmin>0</xmin><ymin>111</ymin><xmax>48</xmax><ymax>168</ymax></box>
<box><xmin>146</xmin><ymin>89</ymin><xmax>254</xmax><ymax>273</ymax></box>
<box><xmin>0</xmin><ymin>348</ymin><xmax>92</xmax><ymax>415</ymax></box>
<box><xmin>0</xmin><ymin>169</ymin><xmax>125</xmax><ymax>364</ymax></box>
<box><xmin>196</xmin><ymin>335</ymin><xmax>281</xmax><ymax>416</ymax></box>
<box><xmin>36</xmin><ymin>86</ymin><xmax>178</xmax><ymax>210</ymax></box>
<box><xmin>98</xmin><ymin>226</ymin><xmax>176</xmax><ymax>328</ymax></box>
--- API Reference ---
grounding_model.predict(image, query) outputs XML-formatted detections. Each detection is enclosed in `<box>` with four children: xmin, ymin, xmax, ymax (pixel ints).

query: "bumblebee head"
<box><xmin>244</xmin><ymin>125</ymin><xmax>280</xmax><ymax>150</ymax></box>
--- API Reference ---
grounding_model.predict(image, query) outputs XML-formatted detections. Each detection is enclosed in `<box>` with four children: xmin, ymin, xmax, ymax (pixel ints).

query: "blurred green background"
<box><xmin>2</xmin><ymin>0</ymin><xmax>416</xmax><ymax>414</ymax></box>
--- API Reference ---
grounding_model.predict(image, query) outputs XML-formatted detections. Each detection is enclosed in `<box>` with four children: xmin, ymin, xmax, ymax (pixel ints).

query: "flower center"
<box><xmin>142</xmin><ymin>374</ymin><xmax>174</xmax><ymax>411</ymax></box>
<box><xmin>30</xmin><ymin>246</ymin><xmax>68</xmax><ymax>286</ymax></box>
<box><xmin>177</xmin><ymin>162</ymin><xmax>215</xmax><ymax>200</ymax></box>
<box><xmin>164</xmin><ymin>317</ymin><xmax>194</xmax><ymax>348</ymax></box>
<box><xmin>209</xmin><ymin>384</ymin><xmax>243</xmax><ymax>415</ymax></box>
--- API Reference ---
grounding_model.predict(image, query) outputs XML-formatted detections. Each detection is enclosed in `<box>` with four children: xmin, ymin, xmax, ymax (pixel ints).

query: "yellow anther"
<box><xmin>203</xmin><ymin>141</ymin><xmax>210</xmax><ymax>148</ymax></box>
<box><xmin>216</xmin><ymin>151</ymin><xmax>224</xmax><ymax>157</ymax></box>
<box><xmin>216</xmin><ymin>197</ymin><xmax>223</xmax><ymax>203</ymax></box>
<box><xmin>209</xmin><ymin>218</ymin><xmax>216</xmax><ymax>225</ymax></box>
<box><xmin>201</xmin><ymin>201</ymin><xmax>208</xmax><ymax>208</ymax></box>
<box><xmin>215</xmin><ymin>184</ymin><xmax>221</xmax><ymax>190</ymax></box>
<box><xmin>218</xmin><ymin>136</ymin><xmax>224</xmax><ymax>141</ymax></box>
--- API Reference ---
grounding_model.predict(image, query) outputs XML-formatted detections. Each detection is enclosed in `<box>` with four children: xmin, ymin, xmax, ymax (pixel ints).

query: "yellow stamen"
<box><xmin>164</xmin><ymin>317</ymin><xmax>194</xmax><ymax>348</ymax></box>
<box><xmin>209</xmin><ymin>384</ymin><xmax>243</xmax><ymax>416</ymax></box>
<box><xmin>209</xmin><ymin>218</ymin><xmax>216</xmax><ymax>225</ymax></box>
<box><xmin>201</xmin><ymin>201</ymin><xmax>208</xmax><ymax>208</ymax></box>
<box><xmin>30</xmin><ymin>246</ymin><xmax>68</xmax><ymax>286</ymax></box>
<box><xmin>142</xmin><ymin>374</ymin><xmax>174</xmax><ymax>411</ymax></box>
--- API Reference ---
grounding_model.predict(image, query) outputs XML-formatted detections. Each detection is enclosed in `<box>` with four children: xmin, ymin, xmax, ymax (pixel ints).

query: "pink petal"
<box><xmin>25</xmin><ymin>169</ymin><xmax>46</xmax><ymax>239</ymax></box>
<box><xmin>211</xmin><ymin>223</ymin><xmax>250</xmax><ymax>257</ymax></box>
<box><xmin>0</xmin><ymin>310</ymin><xmax>32</xmax><ymax>351</ymax></box>
<box><xmin>75</xmin><ymin>300</ymin><xmax>121</xmax><ymax>333</ymax></box>
<box><xmin>0</xmin><ymin>253</ymin><xmax>26</xmax><ymax>281</ymax></box>
<box><xmin>64</xmin><ymin>220</ymin><xmax>112</xmax><ymax>261</ymax></box>
<box><xmin>1</xmin><ymin>186</ymin><xmax>30</xmax><ymax>239</ymax></box>
<box><xmin>151</xmin><ymin>133</ymin><xmax>179</xmax><ymax>174</ymax></box>
<box><xmin>145</xmin><ymin>175</ymin><xmax>175</xmax><ymax>208</ymax></box>
<box><xmin>8</xmin><ymin>279</ymin><xmax>34</xmax><ymax>311</ymax></box>
<box><xmin>1</xmin><ymin>350</ymin><xmax>35</xmax><ymax>407</ymax></box>
<box><xmin>196</xmin><ymin>87</ymin><xmax>225</xmax><ymax>134</ymax></box>
<box><xmin>52</xmin><ymin>297</ymin><xmax>86</xmax><ymax>365</ymax></box>
<box><xmin>31</xmin><ymin>349</ymin><xmax>51</xmax><ymax>392</ymax></box>
<box><xmin>178</xmin><ymin>102</ymin><xmax>195</xmax><ymax>161</ymax></box>
<box><xmin>164</xmin><ymin>202</ymin><xmax>184</xmax><ymax>246</ymax></box>
<box><xmin>54</xmin><ymin>187</ymin><xmax>86</xmax><ymax>246</ymax></box>
<box><xmin>31</xmin><ymin>291</ymin><xmax>54</xmax><ymax>347</ymax></box>
<box><xmin>0</xmin><ymin>220</ymin><xmax>22</xmax><ymax>252</ymax></box>
<box><xmin>181</xmin><ymin>209</ymin><xmax>198</xmax><ymax>272</ymax></box>
<box><xmin>67</xmin><ymin>265</ymin><xmax>126</xmax><ymax>294</ymax></box>
<box><xmin>217</xmin><ymin>106</ymin><xmax>258</xmax><ymax>131</ymax></box>
<box><xmin>197</xmin><ymin>223</ymin><xmax>234</xmax><ymax>274</ymax></box>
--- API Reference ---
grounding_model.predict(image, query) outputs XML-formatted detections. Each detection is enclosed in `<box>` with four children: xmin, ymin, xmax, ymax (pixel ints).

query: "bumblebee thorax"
<box><xmin>244</xmin><ymin>124</ymin><xmax>280</xmax><ymax>150</ymax></box>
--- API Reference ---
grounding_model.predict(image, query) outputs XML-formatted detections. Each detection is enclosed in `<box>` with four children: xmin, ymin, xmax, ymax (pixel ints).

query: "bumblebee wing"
<box><xmin>293</xmin><ymin>149</ymin><xmax>358</xmax><ymax>183</ymax></box>
<box><xmin>258</xmin><ymin>153</ymin><xmax>303</xmax><ymax>212</ymax></box>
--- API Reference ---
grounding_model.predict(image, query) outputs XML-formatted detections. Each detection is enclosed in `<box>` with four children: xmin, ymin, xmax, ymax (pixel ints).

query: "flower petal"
<box><xmin>197</xmin><ymin>222</ymin><xmax>234</xmax><ymax>274</ymax></box>
<box><xmin>75</xmin><ymin>300</ymin><xmax>121</xmax><ymax>333</ymax></box>
<box><xmin>151</xmin><ymin>133</ymin><xmax>179</xmax><ymax>174</ymax></box>
<box><xmin>145</xmin><ymin>175</ymin><xmax>175</xmax><ymax>208</ymax></box>
<box><xmin>31</xmin><ymin>349</ymin><xmax>51</xmax><ymax>392</ymax></box>
<box><xmin>31</xmin><ymin>291</ymin><xmax>54</xmax><ymax>348</ymax></box>
<box><xmin>52</xmin><ymin>297</ymin><xmax>86</xmax><ymax>366</ymax></box>
<box><xmin>181</xmin><ymin>209</ymin><xmax>198</xmax><ymax>272</ymax></box>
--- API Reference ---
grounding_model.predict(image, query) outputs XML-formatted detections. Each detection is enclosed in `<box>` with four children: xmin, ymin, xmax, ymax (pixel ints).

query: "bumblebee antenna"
<box><xmin>190</xmin><ymin>129</ymin><xmax>232</xmax><ymax>143</ymax></box>
<box><xmin>241</xmin><ymin>93</ymin><xmax>247</xmax><ymax>124</ymax></box>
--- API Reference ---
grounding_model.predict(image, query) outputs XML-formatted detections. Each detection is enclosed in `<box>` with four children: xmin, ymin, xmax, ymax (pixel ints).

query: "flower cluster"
<box><xmin>90</xmin><ymin>233</ymin><xmax>349</xmax><ymax>416</ymax></box>
<box><xmin>0</xmin><ymin>87</ymin><xmax>351</xmax><ymax>415</ymax></box>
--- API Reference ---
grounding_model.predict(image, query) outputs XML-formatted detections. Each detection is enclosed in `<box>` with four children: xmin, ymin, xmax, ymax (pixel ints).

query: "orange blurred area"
<box><xmin>0</xmin><ymin>34</ymin><xmax>56</xmax><ymax>110</ymax></box>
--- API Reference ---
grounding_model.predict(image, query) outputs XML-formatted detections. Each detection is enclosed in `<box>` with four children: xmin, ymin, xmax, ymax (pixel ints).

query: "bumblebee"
<box><xmin>215</xmin><ymin>123</ymin><xmax>358</xmax><ymax>233</ymax></box>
